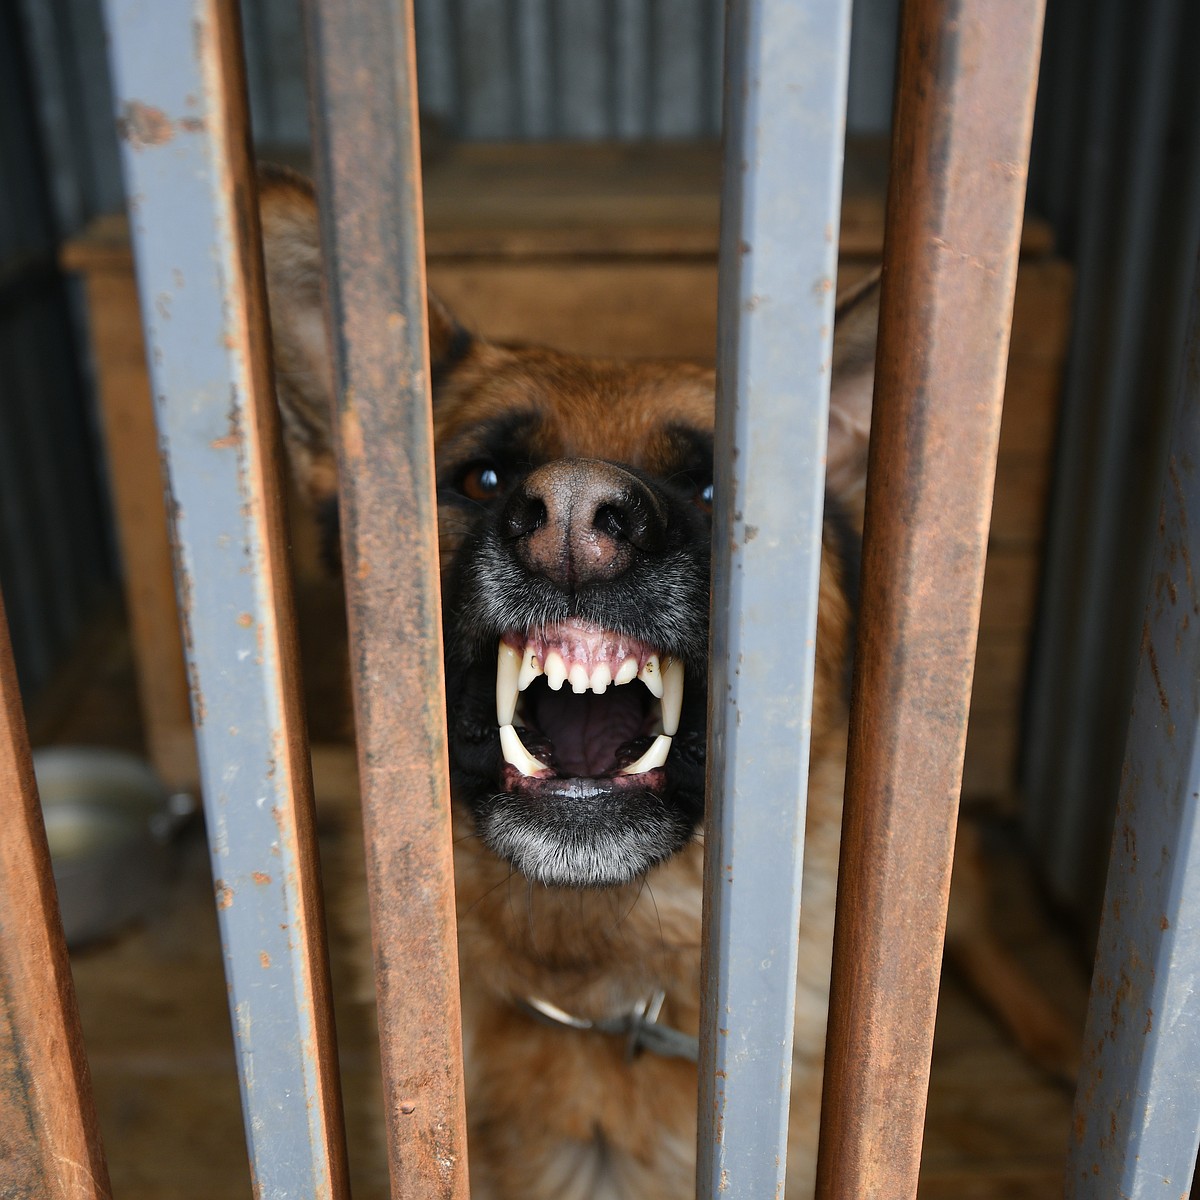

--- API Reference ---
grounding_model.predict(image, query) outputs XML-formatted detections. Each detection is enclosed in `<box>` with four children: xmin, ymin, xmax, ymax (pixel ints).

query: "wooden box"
<box><xmin>63</xmin><ymin>140</ymin><xmax>1071</xmax><ymax>801</ymax></box>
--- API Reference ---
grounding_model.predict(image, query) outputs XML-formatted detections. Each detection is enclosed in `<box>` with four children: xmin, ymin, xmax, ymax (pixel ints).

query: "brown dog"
<box><xmin>259</xmin><ymin>168</ymin><xmax>1074</xmax><ymax>1198</ymax></box>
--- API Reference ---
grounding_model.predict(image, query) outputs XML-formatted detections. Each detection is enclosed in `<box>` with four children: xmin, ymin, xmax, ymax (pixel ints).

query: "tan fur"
<box><xmin>258</xmin><ymin>170</ymin><xmax>1073</xmax><ymax>1198</ymax></box>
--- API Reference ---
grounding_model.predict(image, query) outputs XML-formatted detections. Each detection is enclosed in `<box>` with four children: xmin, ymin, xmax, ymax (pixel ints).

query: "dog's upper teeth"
<box><xmin>615</xmin><ymin>657</ymin><xmax>638</xmax><ymax>686</ymax></box>
<box><xmin>661</xmin><ymin>658</ymin><xmax>684</xmax><ymax>737</ymax></box>
<box><xmin>500</xmin><ymin>723</ymin><xmax>552</xmax><ymax>777</ymax></box>
<box><xmin>517</xmin><ymin>647</ymin><xmax>541</xmax><ymax>691</ymax></box>
<box><xmin>544</xmin><ymin>651</ymin><xmax>568</xmax><ymax>691</ymax></box>
<box><xmin>496</xmin><ymin>642</ymin><xmax>521</xmax><ymax>725</ymax></box>
<box><xmin>620</xmin><ymin>733</ymin><xmax>673</xmax><ymax>775</ymax></box>
<box><xmin>494</xmin><ymin>639</ymin><xmax>686</xmax><ymax>760</ymax></box>
<box><xmin>639</xmin><ymin>654</ymin><xmax>664</xmax><ymax>699</ymax></box>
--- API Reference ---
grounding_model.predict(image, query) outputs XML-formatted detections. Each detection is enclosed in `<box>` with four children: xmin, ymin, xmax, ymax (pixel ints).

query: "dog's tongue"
<box><xmin>531</xmin><ymin>687</ymin><xmax>646</xmax><ymax>776</ymax></box>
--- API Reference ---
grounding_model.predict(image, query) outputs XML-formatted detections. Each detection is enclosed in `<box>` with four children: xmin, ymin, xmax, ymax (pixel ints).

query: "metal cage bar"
<box><xmin>100</xmin><ymin>1</ymin><xmax>349</xmax><ymax>1195</ymax></box>
<box><xmin>815</xmin><ymin>1</ymin><xmax>1046</xmax><ymax>1197</ymax></box>
<box><xmin>0</xmin><ymin>588</ymin><xmax>111</xmax><ymax>1199</ymax></box>
<box><xmin>1064</xmin><ymin>248</ymin><xmax>1200</xmax><ymax>1198</ymax></box>
<box><xmin>697</xmin><ymin>0</ymin><xmax>852</xmax><ymax>1194</ymax></box>
<box><xmin>303</xmin><ymin>0</ymin><xmax>470</xmax><ymax>1195</ymax></box>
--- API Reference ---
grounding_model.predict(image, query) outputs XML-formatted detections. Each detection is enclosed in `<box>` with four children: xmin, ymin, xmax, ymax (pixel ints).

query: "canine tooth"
<box><xmin>614</xmin><ymin>658</ymin><xmax>638</xmax><ymax>687</ymax></box>
<box><xmin>500</xmin><ymin>724</ymin><xmax>551</xmax><ymax>777</ymax></box>
<box><xmin>620</xmin><ymin>733</ymin><xmax>672</xmax><ymax>775</ymax></box>
<box><xmin>640</xmin><ymin>655</ymin><xmax>664</xmax><ymax>699</ymax></box>
<box><xmin>590</xmin><ymin>663</ymin><xmax>612</xmax><ymax>694</ymax></box>
<box><xmin>544</xmin><ymin>651</ymin><xmax>568</xmax><ymax>691</ymax></box>
<box><xmin>496</xmin><ymin>643</ymin><xmax>521</xmax><ymax>725</ymax></box>
<box><xmin>518</xmin><ymin>647</ymin><xmax>541</xmax><ymax>691</ymax></box>
<box><xmin>569</xmin><ymin>663</ymin><xmax>590</xmax><ymax>694</ymax></box>
<box><xmin>661</xmin><ymin>658</ymin><xmax>684</xmax><ymax>736</ymax></box>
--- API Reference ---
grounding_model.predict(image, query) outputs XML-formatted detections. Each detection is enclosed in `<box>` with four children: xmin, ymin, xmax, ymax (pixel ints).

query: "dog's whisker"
<box><xmin>642</xmin><ymin>878</ymin><xmax>670</xmax><ymax>966</ymax></box>
<box><xmin>615</xmin><ymin>874</ymin><xmax>649</xmax><ymax>933</ymax></box>
<box><xmin>460</xmin><ymin>866</ymin><xmax>519</xmax><ymax>920</ymax></box>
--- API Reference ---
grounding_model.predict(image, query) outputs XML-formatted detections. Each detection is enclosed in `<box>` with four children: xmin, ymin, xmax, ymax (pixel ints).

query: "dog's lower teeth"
<box><xmin>620</xmin><ymin>733</ymin><xmax>672</xmax><ymax>775</ymax></box>
<box><xmin>500</xmin><ymin>724</ymin><xmax>552</xmax><ymax>777</ymax></box>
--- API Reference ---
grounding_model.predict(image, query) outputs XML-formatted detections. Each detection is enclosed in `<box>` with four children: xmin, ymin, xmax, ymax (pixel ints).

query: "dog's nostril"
<box><xmin>594</xmin><ymin>503</ymin><xmax>629</xmax><ymax>540</ymax></box>
<box><xmin>501</xmin><ymin>492</ymin><xmax>547</xmax><ymax>540</ymax></box>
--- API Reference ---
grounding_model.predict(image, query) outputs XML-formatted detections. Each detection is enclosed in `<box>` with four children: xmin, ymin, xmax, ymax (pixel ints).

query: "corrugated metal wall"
<box><xmin>1023</xmin><ymin>0</ymin><xmax>1200</xmax><ymax>925</ymax></box>
<box><xmin>1</xmin><ymin>2</ymin><xmax>114</xmax><ymax>699</ymax></box>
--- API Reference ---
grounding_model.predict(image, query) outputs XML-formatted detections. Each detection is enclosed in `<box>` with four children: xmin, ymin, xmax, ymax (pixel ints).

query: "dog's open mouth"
<box><xmin>495</xmin><ymin>619</ymin><xmax>683</xmax><ymax>786</ymax></box>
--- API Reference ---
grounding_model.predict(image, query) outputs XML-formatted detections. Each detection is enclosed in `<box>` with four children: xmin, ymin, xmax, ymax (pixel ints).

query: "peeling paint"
<box><xmin>118</xmin><ymin>100</ymin><xmax>173</xmax><ymax>148</ymax></box>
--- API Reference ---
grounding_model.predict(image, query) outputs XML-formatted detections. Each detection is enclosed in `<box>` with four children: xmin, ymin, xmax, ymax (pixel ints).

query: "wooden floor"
<box><xmin>37</xmin><ymin>609</ymin><xmax>1090</xmax><ymax>1199</ymax></box>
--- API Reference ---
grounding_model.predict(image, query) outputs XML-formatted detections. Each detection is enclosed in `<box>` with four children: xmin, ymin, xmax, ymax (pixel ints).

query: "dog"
<box><xmin>258</xmin><ymin>167</ymin><xmax>1076</xmax><ymax>1198</ymax></box>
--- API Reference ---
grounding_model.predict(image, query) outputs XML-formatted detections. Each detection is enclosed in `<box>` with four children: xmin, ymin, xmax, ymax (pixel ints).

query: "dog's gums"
<box><xmin>495</xmin><ymin>621</ymin><xmax>684</xmax><ymax>779</ymax></box>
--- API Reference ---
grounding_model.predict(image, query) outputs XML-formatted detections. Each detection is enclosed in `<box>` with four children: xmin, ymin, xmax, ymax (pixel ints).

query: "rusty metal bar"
<box><xmin>100</xmin><ymin>1</ymin><xmax>349</xmax><ymax>1195</ymax></box>
<box><xmin>0</xmin><ymin>587</ymin><xmax>111</xmax><ymax>1199</ymax></box>
<box><xmin>814</xmin><ymin>2</ymin><xmax>1046</xmax><ymax>1198</ymax></box>
<box><xmin>1064</xmin><ymin>249</ymin><xmax>1200</xmax><ymax>1198</ymax></box>
<box><xmin>303</xmin><ymin>1</ymin><xmax>470</xmax><ymax>1196</ymax></box>
<box><xmin>697</xmin><ymin>0</ymin><xmax>852</xmax><ymax>1195</ymax></box>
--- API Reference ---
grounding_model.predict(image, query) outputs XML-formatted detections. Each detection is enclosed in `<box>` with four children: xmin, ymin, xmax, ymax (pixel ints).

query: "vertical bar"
<box><xmin>101</xmin><ymin>2</ymin><xmax>349</xmax><ymax>1196</ymax></box>
<box><xmin>814</xmin><ymin>3</ymin><xmax>1045</xmax><ymax>1198</ymax></box>
<box><xmin>303</xmin><ymin>1</ymin><xmax>470</xmax><ymax>1197</ymax></box>
<box><xmin>697</xmin><ymin>0</ymin><xmax>851</xmax><ymax>1196</ymax></box>
<box><xmin>0</xmin><ymin>588</ymin><xmax>111</xmax><ymax>1200</ymax></box>
<box><xmin>1064</xmin><ymin>250</ymin><xmax>1200</xmax><ymax>1199</ymax></box>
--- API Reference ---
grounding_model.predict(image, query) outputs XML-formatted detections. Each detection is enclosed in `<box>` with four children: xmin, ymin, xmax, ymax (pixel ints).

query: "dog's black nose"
<box><xmin>500</xmin><ymin>459</ymin><xmax>667</xmax><ymax>589</ymax></box>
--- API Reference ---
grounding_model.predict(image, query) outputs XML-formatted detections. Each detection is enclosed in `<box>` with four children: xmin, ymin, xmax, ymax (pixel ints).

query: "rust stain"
<box><xmin>259</xmin><ymin>952</ymin><xmax>271</xmax><ymax>969</ymax></box>
<box><xmin>1142</xmin><ymin>624</ymin><xmax>1174</xmax><ymax>736</ymax></box>
<box><xmin>1161</xmin><ymin>914</ymin><xmax>1171</xmax><ymax>930</ymax></box>
<box><xmin>251</xmin><ymin>871</ymin><xmax>272</xmax><ymax>886</ymax></box>
<box><xmin>118</xmin><ymin>100</ymin><xmax>173</xmax><ymax>149</ymax></box>
<box><xmin>237</xmin><ymin>612</ymin><xmax>254</xmax><ymax>629</ymax></box>
<box><xmin>215</xmin><ymin>881</ymin><xmax>234</xmax><ymax>910</ymax></box>
<box><xmin>341</xmin><ymin>397</ymin><xmax>365</xmax><ymax>463</ymax></box>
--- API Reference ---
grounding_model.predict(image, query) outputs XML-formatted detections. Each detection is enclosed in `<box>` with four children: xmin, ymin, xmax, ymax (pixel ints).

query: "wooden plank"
<box><xmin>81</xmin><ymin>271</ymin><xmax>197</xmax><ymax>791</ymax></box>
<box><xmin>998</xmin><ymin>358</ymin><xmax>1067</xmax><ymax>456</ymax></box>
<box><xmin>63</xmin><ymin>141</ymin><xmax>1058</xmax><ymax>271</ymax></box>
<box><xmin>990</xmin><ymin>454</ymin><xmax>1055</xmax><ymax>549</ymax></box>
<box><xmin>979</xmin><ymin>549</ymin><xmax>1041</xmax><ymax>634</ymax></box>
<box><xmin>961</xmin><ymin>715</ymin><xmax>1022</xmax><ymax>800</ymax></box>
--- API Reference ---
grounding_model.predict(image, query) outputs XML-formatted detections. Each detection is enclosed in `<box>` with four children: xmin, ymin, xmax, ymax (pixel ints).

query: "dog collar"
<box><xmin>516</xmin><ymin>990</ymin><xmax>699</xmax><ymax>1063</ymax></box>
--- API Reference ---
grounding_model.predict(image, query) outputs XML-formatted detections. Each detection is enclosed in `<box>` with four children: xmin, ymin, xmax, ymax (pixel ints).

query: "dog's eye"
<box><xmin>460</xmin><ymin>462</ymin><xmax>504</xmax><ymax>503</ymax></box>
<box><xmin>694</xmin><ymin>482</ymin><xmax>714</xmax><ymax>515</ymax></box>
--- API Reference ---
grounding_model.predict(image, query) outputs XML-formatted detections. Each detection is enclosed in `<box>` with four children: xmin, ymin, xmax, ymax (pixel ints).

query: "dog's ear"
<box><xmin>258</xmin><ymin>165</ymin><xmax>464</xmax><ymax>507</ymax></box>
<box><xmin>826</xmin><ymin>268</ymin><xmax>880</xmax><ymax>525</ymax></box>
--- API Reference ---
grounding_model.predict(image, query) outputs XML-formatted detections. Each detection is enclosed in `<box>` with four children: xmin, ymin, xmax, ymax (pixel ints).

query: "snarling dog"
<box><xmin>259</xmin><ymin>168</ymin><xmax>1074</xmax><ymax>1198</ymax></box>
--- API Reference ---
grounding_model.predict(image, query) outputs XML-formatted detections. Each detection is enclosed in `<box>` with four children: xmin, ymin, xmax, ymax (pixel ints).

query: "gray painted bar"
<box><xmin>1065</xmin><ymin>250</ymin><xmax>1200</xmax><ymax>1198</ymax></box>
<box><xmin>101</xmin><ymin>1</ymin><xmax>349</xmax><ymax>1195</ymax></box>
<box><xmin>697</xmin><ymin>0</ymin><xmax>852</xmax><ymax>1194</ymax></box>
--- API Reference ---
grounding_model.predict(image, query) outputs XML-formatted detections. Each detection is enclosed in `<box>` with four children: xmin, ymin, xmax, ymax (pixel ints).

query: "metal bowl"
<box><xmin>34</xmin><ymin>747</ymin><xmax>195</xmax><ymax>947</ymax></box>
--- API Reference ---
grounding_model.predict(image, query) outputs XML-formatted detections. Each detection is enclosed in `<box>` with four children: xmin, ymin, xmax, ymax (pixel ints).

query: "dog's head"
<box><xmin>260</xmin><ymin>168</ymin><xmax>877</xmax><ymax>892</ymax></box>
